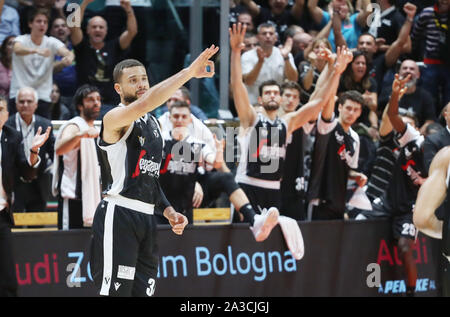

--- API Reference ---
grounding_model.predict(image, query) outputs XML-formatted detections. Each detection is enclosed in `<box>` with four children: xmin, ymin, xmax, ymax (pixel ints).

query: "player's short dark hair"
<box><xmin>259</xmin><ymin>80</ymin><xmax>281</xmax><ymax>97</ymax></box>
<box><xmin>359</xmin><ymin>32</ymin><xmax>376</xmax><ymax>42</ymax></box>
<box><xmin>338</xmin><ymin>90</ymin><xmax>365</xmax><ymax>108</ymax></box>
<box><xmin>178</xmin><ymin>86</ymin><xmax>191</xmax><ymax>102</ymax></box>
<box><xmin>113</xmin><ymin>59</ymin><xmax>145</xmax><ymax>83</ymax></box>
<box><xmin>257</xmin><ymin>22</ymin><xmax>276</xmax><ymax>34</ymax></box>
<box><xmin>73</xmin><ymin>84</ymin><xmax>101</xmax><ymax>109</ymax></box>
<box><xmin>281</xmin><ymin>81</ymin><xmax>301</xmax><ymax>95</ymax></box>
<box><xmin>169</xmin><ymin>100</ymin><xmax>191</xmax><ymax>112</ymax></box>
<box><xmin>28</xmin><ymin>7</ymin><xmax>50</xmax><ymax>24</ymax></box>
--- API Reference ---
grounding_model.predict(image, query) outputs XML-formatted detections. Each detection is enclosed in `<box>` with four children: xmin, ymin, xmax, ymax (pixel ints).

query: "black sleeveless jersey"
<box><xmin>236</xmin><ymin>113</ymin><xmax>288</xmax><ymax>186</ymax></box>
<box><xmin>384</xmin><ymin>125</ymin><xmax>426</xmax><ymax>215</ymax></box>
<box><xmin>97</xmin><ymin>112</ymin><xmax>169</xmax><ymax>211</ymax></box>
<box><xmin>280</xmin><ymin>122</ymin><xmax>315</xmax><ymax>198</ymax></box>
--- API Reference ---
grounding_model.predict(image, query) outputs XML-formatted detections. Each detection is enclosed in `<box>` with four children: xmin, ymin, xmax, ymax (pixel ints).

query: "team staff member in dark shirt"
<box><xmin>0</xmin><ymin>95</ymin><xmax>50</xmax><ymax>297</ymax></box>
<box><xmin>158</xmin><ymin>101</ymin><xmax>216</xmax><ymax>224</ymax></box>
<box><xmin>91</xmin><ymin>44</ymin><xmax>218</xmax><ymax>297</ymax></box>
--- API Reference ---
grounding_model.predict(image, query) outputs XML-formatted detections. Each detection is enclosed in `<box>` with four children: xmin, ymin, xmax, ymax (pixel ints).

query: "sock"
<box><xmin>238</xmin><ymin>203</ymin><xmax>256</xmax><ymax>225</ymax></box>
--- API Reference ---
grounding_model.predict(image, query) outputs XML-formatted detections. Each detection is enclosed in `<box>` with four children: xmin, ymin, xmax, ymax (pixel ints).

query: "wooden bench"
<box><xmin>12</xmin><ymin>212</ymin><xmax>58</xmax><ymax>231</ymax></box>
<box><xmin>11</xmin><ymin>207</ymin><xmax>232</xmax><ymax>231</ymax></box>
<box><xmin>193</xmin><ymin>208</ymin><xmax>232</xmax><ymax>225</ymax></box>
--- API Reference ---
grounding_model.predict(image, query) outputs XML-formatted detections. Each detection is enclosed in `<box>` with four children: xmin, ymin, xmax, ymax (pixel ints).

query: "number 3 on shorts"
<box><xmin>146</xmin><ymin>278</ymin><xmax>156</xmax><ymax>296</ymax></box>
<box><xmin>401</xmin><ymin>223</ymin><xmax>416</xmax><ymax>237</ymax></box>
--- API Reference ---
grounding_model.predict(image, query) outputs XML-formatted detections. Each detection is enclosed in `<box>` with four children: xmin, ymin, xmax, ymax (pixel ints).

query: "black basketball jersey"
<box><xmin>384</xmin><ymin>124</ymin><xmax>426</xmax><ymax>215</ymax></box>
<box><xmin>159</xmin><ymin>135</ymin><xmax>211</xmax><ymax>215</ymax></box>
<box><xmin>235</xmin><ymin>113</ymin><xmax>288</xmax><ymax>188</ymax></box>
<box><xmin>280</xmin><ymin>122</ymin><xmax>315</xmax><ymax>198</ymax></box>
<box><xmin>97</xmin><ymin>111</ymin><xmax>169</xmax><ymax>210</ymax></box>
<box><xmin>307</xmin><ymin>115</ymin><xmax>360</xmax><ymax>214</ymax></box>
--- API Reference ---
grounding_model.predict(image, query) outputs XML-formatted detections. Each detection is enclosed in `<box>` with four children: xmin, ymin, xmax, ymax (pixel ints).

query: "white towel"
<box><xmin>348</xmin><ymin>187</ymin><xmax>373</xmax><ymax>211</ymax></box>
<box><xmin>79</xmin><ymin>135</ymin><xmax>101</xmax><ymax>226</ymax></box>
<box><xmin>52</xmin><ymin>117</ymin><xmax>101</xmax><ymax>226</ymax></box>
<box><xmin>278</xmin><ymin>216</ymin><xmax>305</xmax><ymax>260</ymax></box>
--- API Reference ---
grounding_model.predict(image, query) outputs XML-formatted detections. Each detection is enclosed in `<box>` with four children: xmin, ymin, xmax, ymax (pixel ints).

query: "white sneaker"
<box><xmin>251</xmin><ymin>207</ymin><xmax>279</xmax><ymax>242</ymax></box>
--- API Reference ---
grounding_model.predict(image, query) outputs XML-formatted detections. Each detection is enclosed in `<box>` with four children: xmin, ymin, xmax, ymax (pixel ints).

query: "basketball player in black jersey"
<box><xmin>230</xmin><ymin>23</ymin><xmax>350</xmax><ymax>227</ymax></box>
<box><xmin>278</xmin><ymin>81</ymin><xmax>316</xmax><ymax>220</ymax></box>
<box><xmin>90</xmin><ymin>45</ymin><xmax>219</xmax><ymax>297</ymax></box>
<box><xmin>414</xmin><ymin>146</ymin><xmax>450</xmax><ymax>296</ymax></box>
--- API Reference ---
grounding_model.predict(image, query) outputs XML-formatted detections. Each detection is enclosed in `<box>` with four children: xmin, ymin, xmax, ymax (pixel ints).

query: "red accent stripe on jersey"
<box><xmin>132</xmin><ymin>149</ymin><xmax>146</xmax><ymax>178</ymax></box>
<box><xmin>159</xmin><ymin>153</ymin><xmax>173</xmax><ymax>175</ymax></box>
<box><xmin>337</xmin><ymin>144</ymin><xmax>346</xmax><ymax>155</ymax></box>
<box><xmin>401</xmin><ymin>159</ymin><xmax>416</xmax><ymax>171</ymax></box>
<box><xmin>251</xmin><ymin>138</ymin><xmax>268</xmax><ymax>158</ymax></box>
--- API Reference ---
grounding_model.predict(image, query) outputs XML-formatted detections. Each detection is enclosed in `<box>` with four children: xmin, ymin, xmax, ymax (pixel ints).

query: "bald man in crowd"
<box><xmin>70</xmin><ymin>0</ymin><xmax>137</xmax><ymax>118</ymax></box>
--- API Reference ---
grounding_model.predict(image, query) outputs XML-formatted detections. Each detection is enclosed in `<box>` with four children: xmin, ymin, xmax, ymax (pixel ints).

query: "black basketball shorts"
<box><xmin>90</xmin><ymin>196</ymin><xmax>159</xmax><ymax>297</ymax></box>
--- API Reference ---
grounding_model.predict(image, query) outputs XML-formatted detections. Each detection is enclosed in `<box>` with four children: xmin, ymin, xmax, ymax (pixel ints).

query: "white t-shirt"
<box><xmin>10</xmin><ymin>35</ymin><xmax>65</xmax><ymax>102</ymax></box>
<box><xmin>241</xmin><ymin>46</ymin><xmax>296</xmax><ymax>105</ymax></box>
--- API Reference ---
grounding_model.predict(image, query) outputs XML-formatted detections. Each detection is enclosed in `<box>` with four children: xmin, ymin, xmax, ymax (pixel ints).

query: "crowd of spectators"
<box><xmin>0</xmin><ymin>0</ymin><xmax>449</xmax><ymax>292</ymax></box>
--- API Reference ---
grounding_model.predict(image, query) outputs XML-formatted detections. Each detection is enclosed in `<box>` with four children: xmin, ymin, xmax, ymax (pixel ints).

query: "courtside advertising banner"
<box><xmin>13</xmin><ymin>219</ymin><xmax>441</xmax><ymax>297</ymax></box>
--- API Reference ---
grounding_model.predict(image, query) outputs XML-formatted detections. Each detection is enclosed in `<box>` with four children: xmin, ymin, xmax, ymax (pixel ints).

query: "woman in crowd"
<box><xmin>338</xmin><ymin>50</ymin><xmax>378</xmax><ymax>131</ymax></box>
<box><xmin>0</xmin><ymin>35</ymin><xmax>15</xmax><ymax>98</ymax></box>
<box><xmin>297</xmin><ymin>38</ymin><xmax>332</xmax><ymax>106</ymax></box>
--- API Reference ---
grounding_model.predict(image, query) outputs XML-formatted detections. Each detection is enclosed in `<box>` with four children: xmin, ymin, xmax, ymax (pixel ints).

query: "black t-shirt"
<box><xmin>378</xmin><ymin>86</ymin><xmax>437</xmax><ymax>127</ymax></box>
<box><xmin>74</xmin><ymin>37</ymin><xmax>126</xmax><ymax>105</ymax></box>
<box><xmin>159</xmin><ymin>136</ymin><xmax>205</xmax><ymax>218</ymax></box>
<box><xmin>366</xmin><ymin>8</ymin><xmax>405</xmax><ymax>46</ymax></box>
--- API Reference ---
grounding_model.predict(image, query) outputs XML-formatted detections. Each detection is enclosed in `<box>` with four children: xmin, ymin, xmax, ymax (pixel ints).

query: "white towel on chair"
<box><xmin>278</xmin><ymin>216</ymin><xmax>305</xmax><ymax>260</ymax></box>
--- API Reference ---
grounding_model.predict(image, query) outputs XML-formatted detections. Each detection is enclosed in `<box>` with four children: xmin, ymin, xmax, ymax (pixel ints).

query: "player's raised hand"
<box><xmin>392</xmin><ymin>73</ymin><xmax>410</xmax><ymax>96</ymax></box>
<box><xmin>229</xmin><ymin>23</ymin><xmax>246</xmax><ymax>52</ymax></box>
<box><xmin>188</xmin><ymin>44</ymin><xmax>219</xmax><ymax>79</ymax></box>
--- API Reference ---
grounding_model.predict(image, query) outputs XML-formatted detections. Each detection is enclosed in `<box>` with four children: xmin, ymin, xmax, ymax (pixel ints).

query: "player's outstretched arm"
<box><xmin>413</xmin><ymin>146</ymin><xmax>450</xmax><ymax>239</ymax></box>
<box><xmin>104</xmin><ymin>45</ymin><xmax>219</xmax><ymax>134</ymax></box>
<box><xmin>230</xmin><ymin>23</ymin><xmax>257</xmax><ymax>129</ymax></box>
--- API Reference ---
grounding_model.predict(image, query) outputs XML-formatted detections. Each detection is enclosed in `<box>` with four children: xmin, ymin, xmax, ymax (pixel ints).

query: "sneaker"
<box><xmin>251</xmin><ymin>207</ymin><xmax>279</xmax><ymax>242</ymax></box>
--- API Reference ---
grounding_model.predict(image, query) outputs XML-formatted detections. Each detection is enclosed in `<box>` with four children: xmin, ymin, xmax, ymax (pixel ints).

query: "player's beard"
<box><xmin>123</xmin><ymin>92</ymin><xmax>138</xmax><ymax>105</ymax></box>
<box><xmin>263</xmin><ymin>101</ymin><xmax>279</xmax><ymax>111</ymax></box>
<box><xmin>83</xmin><ymin>107</ymin><xmax>100</xmax><ymax>121</ymax></box>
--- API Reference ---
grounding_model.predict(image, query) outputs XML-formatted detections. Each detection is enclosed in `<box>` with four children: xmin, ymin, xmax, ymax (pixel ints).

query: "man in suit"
<box><xmin>0</xmin><ymin>94</ymin><xmax>50</xmax><ymax>296</ymax></box>
<box><xmin>424</xmin><ymin>102</ymin><xmax>450</xmax><ymax>170</ymax></box>
<box><xmin>6</xmin><ymin>87</ymin><xmax>55</xmax><ymax>213</ymax></box>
